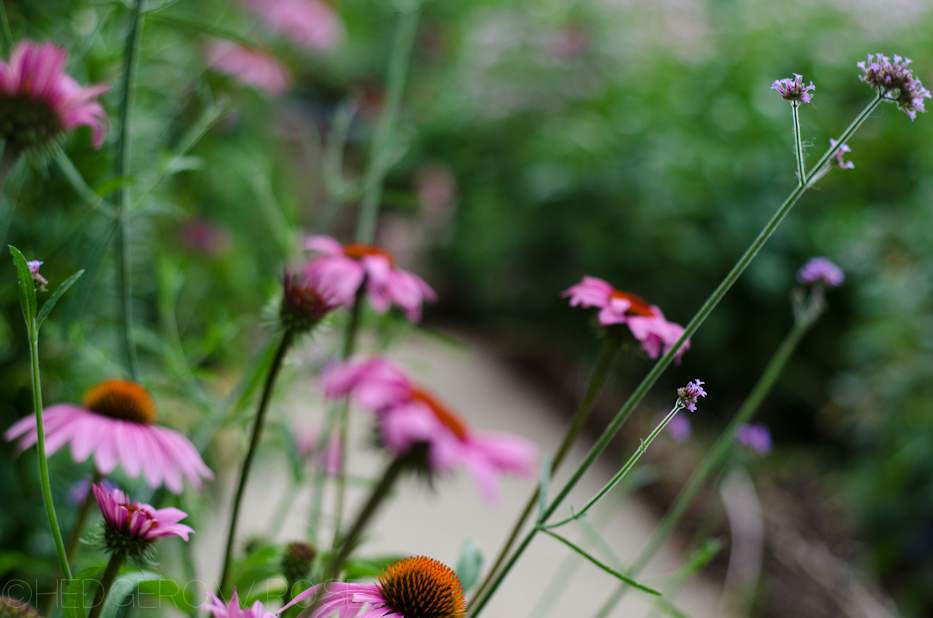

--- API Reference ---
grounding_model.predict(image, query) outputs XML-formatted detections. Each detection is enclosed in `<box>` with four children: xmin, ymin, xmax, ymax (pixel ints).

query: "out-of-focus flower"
<box><xmin>563</xmin><ymin>276</ymin><xmax>689</xmax><ymax>361</ymax></box>
<box><xmin>666</xmin><ymin>413</ymin><xmax>691</xmax><ymax>442</ymax></box>
<box><xmin>242</xmin><ymin>0</ymin><xmax>343</xmax><ymax>51</ymax></box>
<box><xmin>676</xmin><ymin>379</ymin><xmax>707</xmax><ymax>412</ymax></box>
<box><xmin>0</xmin><ymin>40</ymin><xmax>109</xmax><ymax>151</ymax></box>
<box><xmin>828</xmin><ymin>139</ymin><xmax>854</xmax><ymax>169</ymax></box>
<box><xmin>858</xmin><ymin>53</ymin><xmax>931</xmax><ymax>121</ymax></box>
<box><xmin>279</xmin><ymin>556</ymin><xmax>465</xmax><ymax>618</ymax></box>
<box><xmin>551</xmin><ymin>25</ymin><xmax>590</xmax><ymax>60</ymax></box>
<box><xmin>204</xmin><ymin>589</ymin><xmax>276</xmax><ymax>618</ymax></box>
<box><xmin>0</xmin><ymin>596</ymin><xmax>41</xmax><ymax>618</ymax></box>
<box><xmin>5</xmin><ymin>379</ymin><xmax>213</xmax><ymax>494</ymax></box>
<box><xmin>206</xmin><ymin>41</ymin><xmax>292</xmax><ymax>95</ymax></box>
<box><xmin>771</xmin><ymin>74</ymin><xmax>815</xmax><ymax>103</ymax></box>
<box><xmin>322</xmin><ymin>357</ymin><xmax>536</xmax><ymax>503</ymax></box>
<box><xmin>797</xmin><ymin>257</ymin><xmax>844</xmax><ymax>288</ymax></box>
<box><xmin>26</xmin><ymin>260</ymin><xmax>47</xmax><ymax>290</ymax></box>
<box><xmin>282</xmin><ymin>541</ymin><xmax>316</xmax><ymax>585</ymax></box>
<box><xmin>68</xmin><ymin>476</ymin><xmax>117</xmax><ymax>506</ymax></box>
<box><xmin>94</xmin><ymin>483</ymin><xmax>193</xmax><ymax>557</ymax></box>
<box><xmin>736</xmin><ymin>423</ymin><xmax>772</xmax><ymax>455</ymax></box>
<box><xmin>280</xmin><ymin>270</ymin><xmax>340</xmax><ymax>334</ymax></box>
<box><xmin>304</xmin><ymin>235</ymin><xmax>437</xmax><ymax>322</ymax></box>
<box><xmin>414</xmin><ymin>163</ymin><xmax>457</xmax><ymax>212</ymax></box>
<box><xmin>295</xmin><ymin>427</ymin><xmax>341</xmax><ymax>475</ymax></box>
<box><xmin>178</xmin><ymin>219</ymin><xmax>233</xmax><ymax>256</ymax></box>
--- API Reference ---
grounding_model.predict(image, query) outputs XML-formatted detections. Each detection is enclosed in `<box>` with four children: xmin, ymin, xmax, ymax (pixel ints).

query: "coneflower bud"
<box><xmin>0</xmin><ymin>597</ymin><xmax>41</xmax><ymax>618</ymax></box>
<box><xmin>280</xmin><ymin>271</ymin><xmax>337</xmax><ymax>334</ymax></box>
<box><xmin>282</xmin><ymin>541</ymin><xmax>317</xmax><ymax>584</ymax></box>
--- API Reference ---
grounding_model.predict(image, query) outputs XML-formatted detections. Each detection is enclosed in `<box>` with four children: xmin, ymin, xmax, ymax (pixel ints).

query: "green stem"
<box><xmin>468</xmin><ymin>337</ymin><xmax>619</xmax><ymax>607</ymax></box>
<box><xmin>267</xmin><ymin>478</ymin><xmax>298</xmax><ymax>539</ymax></box>
<box><xmin>354</xmin><ymin>4</ymin><xmax>421</xmax><ymax>244</ymax></box>
<box><xmin>115</xmin><ymin>0</ymin><xmax>145</xmax><ymax>381</ymax></box>
<box><xmin>805</xmin><ymin>94</ymin><xmax>882</xmax><ymax>185</ymax></box>
<box><xmin>591</xmin><ymin>308</ymin><xmax>821</xmax><ymax>618</ymax></box>
<box><xmin>30</xmin><ymin>323</ymin><xmax>72</xmax><ymax>581</ymax></box>
<box><xmin>792</xmin><ymin>102</ymin><xmax>805</xmax><ymax>185</ymax></box>
<box><xmin>469</xmin><ymin>95</ymin><xmax>880</xmax><ymax>618</ymax></box>
<box><xmin>88</xmin><ymin>551</ymin><xmax>126</xmax><ymax>618</ymax></box>
<box><xmin>0</xmin><ymin>1</ymin><xmax>13</xmax><ymax>57</ymax></box>
<box><xmin>219</xmin><ymin>330</ymin><xmax>294</xmax><ymax>594</ymax></box>
<box><xmin>65</xmin><ymin>472</ymin><xmax>101</xmax><ymax>562</ymax></box>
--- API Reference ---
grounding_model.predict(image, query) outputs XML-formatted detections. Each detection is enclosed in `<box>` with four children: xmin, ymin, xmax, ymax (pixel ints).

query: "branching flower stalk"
<box><xmin>468</xmin><ymin>93</ymin><xmax>884</xmax><ymax>618</ymax></box>
<box><xmin>792</xmin><ymin>102</ymin><xmax>806</xmax><ymax>184</ymax></box>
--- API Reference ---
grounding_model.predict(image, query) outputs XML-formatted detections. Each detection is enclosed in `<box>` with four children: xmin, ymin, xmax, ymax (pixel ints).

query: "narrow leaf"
<box><xmin>574</xmin><ymin>518</ymin><xmax>622</xmax><ymax>570</ymax></box>
<box><xmin>148</xmin><ymin>14</ymin><xmax>260</xmax><ymax>48</ymax></box>
<box><xmin>455</xmin><ymin>539</ymin><xmax>483</xmax><ymax>593</ymax></box>
<box><xmin>654</xmin><ymin>597</ymin><xmax>692</xmax><ymax>618</ymax></box>
<box><xmin>541</xmin><ymin>530</ymin><xmax>661</xmax><ymax>596</ymax></box>
<box><xmin>537</xmin><ymin>453</ymin><xmax>552</xmax><ymax>523</ymax></box>
<box><xmin>9</xmin><ymin>245</ymin><xmax>36</xmax><ymax>328</ymax></box>
<box><xmin>63</xmin><ymin>566</ymin><xmax>101</xmax><ymax>618</ymax></box>
<box><xmin>98</xmin><ymin>569</ymin><xmax>163</xmax><ymax>618</ymax></box>
<box><xmin>36</xmin><ymin>270</ymin><xmax>84</xmax><ymax>330</ymax></box>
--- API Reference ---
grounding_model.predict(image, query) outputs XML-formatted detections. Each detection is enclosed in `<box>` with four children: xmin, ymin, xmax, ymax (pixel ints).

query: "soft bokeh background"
<box><xmin>1</xmin><ymin>0</ymin><xmax>932</xmax><ymax>616</ymax></box>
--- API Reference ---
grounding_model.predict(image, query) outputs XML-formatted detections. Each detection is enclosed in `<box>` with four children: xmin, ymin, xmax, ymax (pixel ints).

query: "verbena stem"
<box><xmin>115</xmin><ymin>0</ymin><xmax>145</xmax><ymax>381</ymax></box>
<box><xmin>219</xmin><ymin>330</ymin><xmax>294</xmax><ymax>594</ymax></box>
<box><xmin>468</xmin><ymin>95</ymin><xmax>882</xmax><ymax>618</ymax></box>
<box><xmin>792</xmin><ymin>102</ymin><xmax>805</xmax><ymax>184</ymax></box>
<box><xmin>468</xmin><ymin>336</ymin><xmax>619</xmax><ymax>607</ymax></box>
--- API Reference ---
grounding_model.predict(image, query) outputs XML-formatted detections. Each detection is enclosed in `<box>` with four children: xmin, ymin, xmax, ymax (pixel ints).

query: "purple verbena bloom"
<box><xmin>68</xmin><ymin>476</ymin><xmax>117</xmax><ymax>505</ymax></box>
<box><xmin>27</xmin><ymin>260</ymin><xmax>47</xmax><ymax>290</ymax></box>
<box><xmin>666</xmin><ymin>413</ymin><xmax>692</xmax><ymax>442</ymax></box>
<box><xmin>677</xmin><ymin>379</ymin><xmax>707</xmax><ymax>412</ymax></box>
<box><xmin>736</xmin><ymin>423</ymin><xmax>772</xmax><ymax>455</ymax></box>
<box><xmin>771</xmin><ymin>74</ymin><xmax>815</xmax><ymax>103</ymax></box>
<box><xmin>828</xmin><ymin>139</ymin><xmax>854</xmax><ymax>170</ymax></box>
<box><xmin>858</xmin><ymin>53</ymin><xmax>931</xmax><ymax>121</ymax></box>
<box><xmin>797</xmin><ymin>257</ymin><xmax>844</xmax><ymax>288</ymax></box>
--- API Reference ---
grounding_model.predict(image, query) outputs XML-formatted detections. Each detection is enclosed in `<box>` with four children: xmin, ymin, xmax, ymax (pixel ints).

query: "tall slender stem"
<box><xmin>88</xmin><ymin>551</ymin><xmax>126</xmax><ymax>618</ymax></box>
<box><xmin>792</xmin><ymin>102</ymin><xmax>805</xmax><ymax>185</ymax></box>
<box><xmin>219</xmin><ymin>330</ymin><xmax>294</xmax><ymax>594</ymax></box>
<box><xmin>30</xmin><ymin>324</ymin><xmax>72</xmax><ymax>581</ymax></box>
<box><xmin>66</xmin><ymin>472</ymin><xmax>101</xmax><ymax>562</ymax></box>
<box><xmin>115</xmin><ymin>0</ymin><xmax>145</xmax><ymax>380</ymax></box>
<box><xmin>468</xmin><ymin>336</ymin><xmax>619</xmax><ymax>607</ymax></box>
<box><xmin>591</xmin><ymin>310</ymin><xmax>820</xmax><ymax>618</ymax></box>
<box><xmin>354</xmin><ymin>4</ymin><xmax>421</xmax><ymax>244</ymax></box>
<box><xmin>0</xmin><ymin>1</ymin><xmax>13</xmax><ymax>56</ymax></box>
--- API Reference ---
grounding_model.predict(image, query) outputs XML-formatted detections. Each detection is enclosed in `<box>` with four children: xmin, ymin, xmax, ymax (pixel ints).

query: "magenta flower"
<box><xmin>304</xmin><ymin>235</ymin><xmax>437</xmax><ymax>322</ymax></box>
<box><xmin>771</xmin><ymin>74</ymin><xmax>815</xmax><ymax>103</ymax></box>
<box><xmin>736</xmin><ymin>423</ymin><xmax>772</xmax><ymax>455</ymax></box>
<box><xmin>5</xmin><ymin>379</ymin><xmax>213</xmax><ymax>494</ymax></box>
<box><xmin>676</xmin><ymin>379</ymin><xmax>707</xmax><ymax>412</ymax></box>
<box><xmin>206</xmin><ymin>41</ymin><xmax>292</xmax><ymax>95</ymax></box>
<box><xmin>280</xmin><ymin>269</ymin><xmax>340</xmax><ymax>333</ymax></box>
<box><xmin>858</xmin><ymin>53</ymin><xmax>931</xmax><ymax>121</ymax></box>
<box><xmin>322</xmin><ymin>357</ymin><xmax>537</xmax><ymax>503</ymax></box>
<box><xmin>563</xmin><ymin>276</ymin><xmax>690</xmax><ymax>361</ymax></box>
<box><xmin>295</xmin><ymin>427</ymin><xmax>341</xmax><ymax>475</ymax></box>
<box><xmin>94</xmin><ymin>483</ymin><xmax>193</xmax><ymax>556</ymax></box>
<box><xmin>828</xmin><ymin>139</ymin><xmax>854</xmax><ymax>170</ymax></box>
<box><xmin>279</xmin><ymin>556</ymin><xmax>464</xmax><ymax>618</ymax></box>
<box><xmin>26</xmin><ymin>260</ymin><xmax>47</xmax><ymax>290</ymax></box>
<box><xmin>796</xmin><ymin>257</ymin><xmax>844</xmax><ymax>288</ymax></box>
<box><xmin>665</xmin><ymin>413</ymin><xmax>691</xmax><ymax>442</ymax></box>
<box><xmin>0</xmin><ymin>41</ymin><xmax>109</xmax><ymax>150</ymax></box>
<box><xmin>204</xmin><ymin>589</ymin><xmax>275</xmax><ymax>618</ymax></box>
<box><xmin>242</xmin><ymin>0</ymin><xmax>343</xmax><ymax>51</ymax></box>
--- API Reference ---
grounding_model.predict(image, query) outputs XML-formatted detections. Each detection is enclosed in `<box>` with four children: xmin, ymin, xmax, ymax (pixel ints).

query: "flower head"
<box><xmin>0</xmin><ymin>596</ymin><xmax>41</xmax><ymax>618</ymax></box>
<box><xmin>771</xmin><ymin>74</ymin><xmax>815</xmax><ymax>103</ymax></box>
<box><xmin>563</xmin><ymin>276</ymin><xmax>690</xmax><ymax>362</ymax></box>
<box><xmin>828</xmin><ymin>139</ymin><xmax>854</xmax><ymax>170</ymax></box>
<box><xmin>26</xmin><ymin>260</ymin><xmax>47</xmax><ymax>290</ymax></box>
<box><xmin>304</xmin><ymin>235</ymin><xmax>437</xmax><ymax>322</ymax></box>
<box><xmin>206</xmin><ymin>41</ymin><xmax>292</xmax><ymax>95</ymax></box>
<box><xmin>204</xmin><ymin>588</ymin><xmax>275</xmax><ymax>618</ymax></box>
<box><xmin>282</xmin><ymin>541</ymin><xmax>317</xmax><ymax>585</ymax></box>
<box><xmin>280</xmin><ymin>270</ymin><xmax>339</xmax><ymax>333</ymax></box>
<box><xmin>93</xmin><ymin>483</ymin><xmax>193</xmax><ymax>557</ymax></box>
<box><xmin>321</xmin><ymin>357</ymin><xmax>536</xmax><ymax>502</ymax></box>
<box><xmin>736</xmin><ymin>423</ymin><xmax>772</xmax><ymax>455</ymax></box>
<box><xmin>279</xmin><ymin>556</ymin><xmax>465</xmax><ymax>618</ymax></box>
<box><xmin>858</xmin><ymin>53</ymin><xmax>931</xmax><ymax>121</ymax></box>
<box><xmin>5</xmin><ymin>379</ymin><xmax>213</xmax><ymax>493</ymax></box>
<box><xmin>241</xmin><ymin>0</ymin><xmax>343</xmax><ymax>51</ymax></box>
<box><xmin>676</xmin><ymin>379</ymin><xmax>707</xmax><ymax>412</ymax></box>
<box><xmin>0</xmin><ymin>41</ymin><xmax>109</xmax><ymax>152</ymax></box>
<box><xmin>796</xmin><ymin>257</ymin><xmax>844</xmax><ymax>288</ymax></box>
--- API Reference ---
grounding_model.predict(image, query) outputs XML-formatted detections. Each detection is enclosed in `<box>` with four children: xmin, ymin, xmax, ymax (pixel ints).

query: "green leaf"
<box><xmin>148</xmin><ymin>13</ymin><xmax>260</xmax><ymax>49</ymax></box>
<box><xmin>454</xmin><ymin>539</ymin><xmax>483</xmax><ymax>593</ymax></box>
<box><xmin>98</xmin><ymin>569</ymin><xmax>163</xmax><ymax>618</ymax></box>
<box><xmin>679</xmin><ymin>537</ymin><xmax>723</xmax><ymax>578</ymax></box>
<box><xmin>239</xmin><ymin>580</ymin><xmax>288</xmax><ymax>606</ymax></box>
<box><xmin>343</xmin><ymin>555</ymin><xmax>406</xmax><ymax>580</ymax></box>
<box><xmin>232</xmin><ymin>544</ymin><xmax>281</xmax><ymax>595</ymax></box>
<box><xmin>537</xmin><ymin>453</ymin><xmax>552</xmax><ymax>523</ymax></box>
<box><xmin>9</xmin><ymin>245</ymin><xmax>36</xmax><ymax>329</ymax></box>
<box><xmin>541</xmin><ymin>530</ymin><xmax>661</xmax><ymax>596</ymax></box>
<box><xmin>267</xmin><ymin>421</ymin><xmax>305</xmax><ymax>482</ymax></box>
<box><xmin>36</xmin><ymin>270</ymin><xmax>84</xmax><ymax>330</ymax></box>
<box><xmin>93</xmin><ymin>176</ymin><xmax>134</xmax><ymax>198</ymax></box>
<box><xmin>63</xmin><ymin>566</ymin><xmax>101</xmax><ymax>618</ymax></box>
<box><xmin>137</xmin><ymin>576</ymin><xmax>198</xmax><ymax>615</ymax></box>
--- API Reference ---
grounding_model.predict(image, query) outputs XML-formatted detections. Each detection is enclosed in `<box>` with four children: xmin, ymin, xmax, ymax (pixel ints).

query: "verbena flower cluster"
<box><xmin>858</xmin><ymin>53</ymin><xmax>931</xmax><ymax>120</ymax></box>
<box><xmin>771</xmin><ymin>74</ymin><xmax>815</xmax><ymax>103</ymax></box>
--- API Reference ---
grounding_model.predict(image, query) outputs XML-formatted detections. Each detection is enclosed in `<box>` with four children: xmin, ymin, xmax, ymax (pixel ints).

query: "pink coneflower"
<box><xmin>178</xmin><ymin>219</ymin><xmax>233</xmax><ymax>256</ymax></box>
<box><xmin>322</xmin><ymin>358</ymin><xmax>536</xmax><ymax>502</ymax></box>
<box><xmin>771</xmin><ymin>74</ymin><xmax>815</xmax><ymax>103</ymax></box>
<box><xmin>206</xmin><ymin>41</ymin><xmax>292</xmax><ymax>95</ymax></box>
<box><xmin>304</xmin><ymin>235</ymin><xmax>437</xmax><ymax>322</ymax></box>
<box><xmin>279</xmin><ymin>556</ymin><xmax>465</xmax><ymax>618</ymax></box>
<box><xmin>5</xmin><ymin>379</ymin><xmax>213</xmax><ymax>494</ymax></box>
<box><xmin>242</xmin><ymin>0</ymin><xmax>343</xmax><ymax>51</ymax></box>
<box><xmin>204</xmin><ymin>588</ymin><xmax>275</xmax><ymax>618</ymax></box>
<box><xmin>93</xmin><ymin>483</ymin><xmax>193</xmax><ymax>557</ymax></box>
<box><xmin>280</xmin><ymin>270</ymin><xmax>340</xmax><ymax>333</ymax></box>
<box><xmin>796</xmin><ymin>257</ymin><xmax>844</xmax><ymax>288</ymax></box>
<box><xmin>0</xmin><ymin>40</ymin><xmax>109</xmax><ymax>151</ymax></box>
<box><xmin>563</xmin><ymin>276</ymin><xmax>690</xmax><ymax>361</ymax></box>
